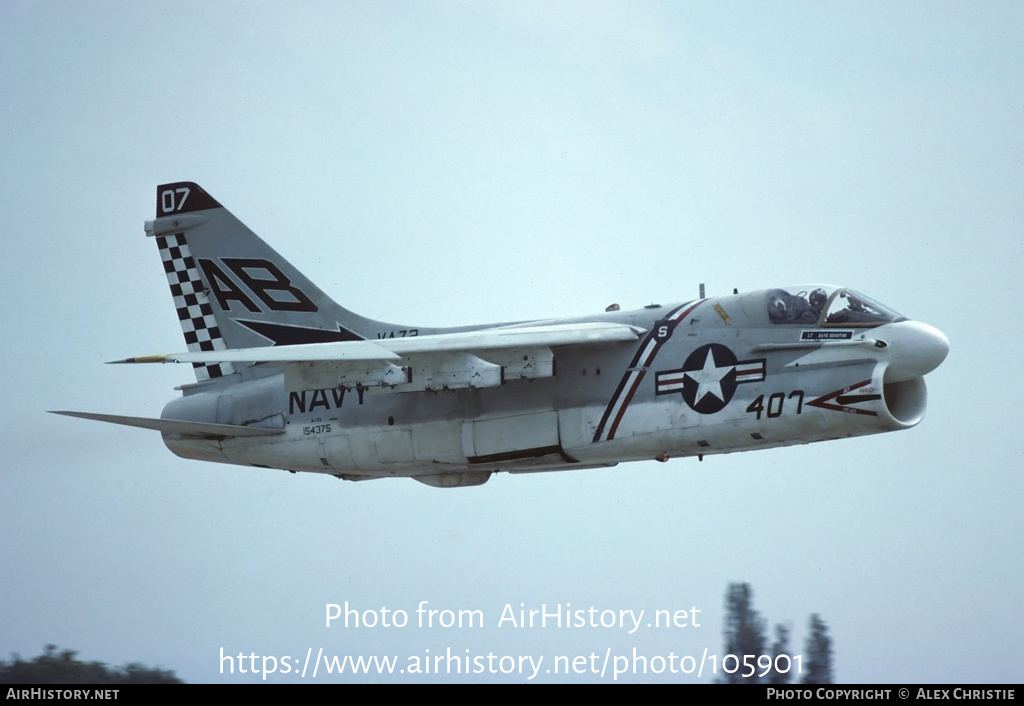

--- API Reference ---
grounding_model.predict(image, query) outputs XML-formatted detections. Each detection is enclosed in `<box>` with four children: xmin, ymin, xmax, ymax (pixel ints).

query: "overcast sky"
<box><xmin>1</xmin><ymin>1</ymin><xmax>1021</xmax><ymax>683</ymax></box>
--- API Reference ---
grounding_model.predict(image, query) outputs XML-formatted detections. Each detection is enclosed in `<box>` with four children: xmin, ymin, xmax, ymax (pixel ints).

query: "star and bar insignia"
<box><xmin>656</xmin><ymin>343</ymin><xmax>766</xmax><ymax>414</ymax></box>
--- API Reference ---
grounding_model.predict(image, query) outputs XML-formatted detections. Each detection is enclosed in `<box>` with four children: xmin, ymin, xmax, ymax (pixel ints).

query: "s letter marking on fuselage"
<box><xmin>593</xmin><ymin>300</ymin><xmax>705</xmax><ymax>442</ymax></box>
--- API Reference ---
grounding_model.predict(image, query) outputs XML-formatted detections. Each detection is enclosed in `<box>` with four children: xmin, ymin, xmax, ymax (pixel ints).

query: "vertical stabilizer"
<box><xmin>144</xmin><ymin>182</ymin><xmax>412</xmax><ymax>382</ymax></box>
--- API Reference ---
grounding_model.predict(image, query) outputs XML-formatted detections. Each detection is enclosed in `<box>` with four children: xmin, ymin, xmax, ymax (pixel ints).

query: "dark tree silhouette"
<box><xmin>718</xmin><ymin>585</ymin><xmax>834</xmax><ymax>684</ymax></box>
<box><xmin>0</xmin><ymin>645</ymin><xmax>182</xmax><ymax>684</ymax></box>
<box><xmin>801</xmin><ymin>614</ymin><xmax>833</xmax><ymax>684</ymax></box>
<box><xmin>768</xmin><ymin>622</ymin><xmax>792</xmax><ymax>685</ymax></box>
<box><xmin>720</xmin><ymin>582</ymin><xmax>767</xmax><ymax>683</ymax></box>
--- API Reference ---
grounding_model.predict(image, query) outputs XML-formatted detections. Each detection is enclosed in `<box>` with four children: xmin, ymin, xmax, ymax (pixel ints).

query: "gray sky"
<box><xmin>1</xmin><ymin>1</ymin><xmax>1021</xmax><ymax>683</ymax></box>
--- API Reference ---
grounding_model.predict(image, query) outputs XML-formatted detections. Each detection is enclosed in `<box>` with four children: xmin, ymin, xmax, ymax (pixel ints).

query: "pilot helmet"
<box><xmin>809</xmin><ymin>288</ymin><xmax>827</xmax><ymax>310</ymax></box>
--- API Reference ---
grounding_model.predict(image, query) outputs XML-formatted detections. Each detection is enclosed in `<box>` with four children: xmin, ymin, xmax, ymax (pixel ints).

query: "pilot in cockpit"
<box><xmin>768</xmin><ymin>286</ymin><xmax>904</xmax><ymax>326</ymax></box>
<box><xmin>768</xmin><ymin>288</ymin><xmax>826</xmax><ymax>324</ymax></box>
<box><xmin>825</xmin><ymin>291</ymin><xmax>893</xmax><ymax>324</ymax></box>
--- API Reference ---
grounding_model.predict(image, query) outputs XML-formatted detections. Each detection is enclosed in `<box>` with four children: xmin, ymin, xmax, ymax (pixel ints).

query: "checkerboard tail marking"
<box><xmin>155</xmin><ymin>233</ymin><xmax>235</xmax><ymax>381</ymax></box>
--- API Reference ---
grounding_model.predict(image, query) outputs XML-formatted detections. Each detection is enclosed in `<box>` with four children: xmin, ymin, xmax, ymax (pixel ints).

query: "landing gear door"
<box><xmin>461</xmin><ymin>411</ymin><xmax>561</xmax><ymax>464</ymax></box>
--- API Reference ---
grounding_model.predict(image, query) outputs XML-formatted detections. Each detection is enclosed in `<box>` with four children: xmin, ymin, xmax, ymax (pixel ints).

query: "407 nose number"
<box><xmin>746</xmin><ymin>391</ymin><xmax>804</xmax><ymax>420</ymax></box>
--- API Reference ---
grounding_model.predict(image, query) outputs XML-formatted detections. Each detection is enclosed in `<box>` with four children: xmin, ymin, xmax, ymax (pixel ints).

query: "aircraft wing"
<box><xmin>115</xmin><ymin>322</ymin><xmax>646</xmax><ymax>392</ymax></box>
<box><xmin>49</xmin><ymin>411</ymin><xmax>284</xmax><ymax>438</ymax></box>
<box><xmin>113</xmin><ymin>338</ymin><xmax>400</xmax><ymax>365</ymax></box>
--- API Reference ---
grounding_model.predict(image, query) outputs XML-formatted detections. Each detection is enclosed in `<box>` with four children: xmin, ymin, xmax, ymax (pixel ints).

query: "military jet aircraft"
<box><xmin>53</xmin><ymin>182</ymin><xmax>949</xmax><ymax>487</ymax></box>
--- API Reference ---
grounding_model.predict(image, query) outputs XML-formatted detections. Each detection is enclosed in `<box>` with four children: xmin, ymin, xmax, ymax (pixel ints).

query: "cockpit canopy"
<box><xmin>767</xmin><ymin>286</ymin><xmax>905</xmax><ymax>327</ymax></box>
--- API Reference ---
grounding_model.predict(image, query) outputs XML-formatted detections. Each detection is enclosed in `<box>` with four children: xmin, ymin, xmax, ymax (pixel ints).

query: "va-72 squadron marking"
<box><xmin>52</xmin><ymin>183</ymin><xmax>949</xmax><ymax>487</ymax></box>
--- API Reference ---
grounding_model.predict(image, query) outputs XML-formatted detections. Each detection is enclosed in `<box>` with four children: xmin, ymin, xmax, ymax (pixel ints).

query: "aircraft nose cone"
<box><xmin>880</xmin><ymin>321</ymin><xmax>949</xmax><ymax>382</ymax></box>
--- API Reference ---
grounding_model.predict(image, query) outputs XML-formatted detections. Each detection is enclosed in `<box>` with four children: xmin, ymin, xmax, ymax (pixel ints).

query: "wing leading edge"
<box><xmin>112</xmin><ymin>322</ymin><xmax>646</xmax><ymax>364</ymax></box>
<box><xmin>112</xmin><ymin>322</ymin><xmax>647</xmax><ymax>393</ymax></box>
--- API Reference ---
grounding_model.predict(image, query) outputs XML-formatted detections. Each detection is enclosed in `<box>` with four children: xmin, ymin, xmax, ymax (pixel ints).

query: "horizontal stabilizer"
<box><xmin>49</xmin><ymin>411</ymin><xmax>284</xmax><ymax>438</ymax></box>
